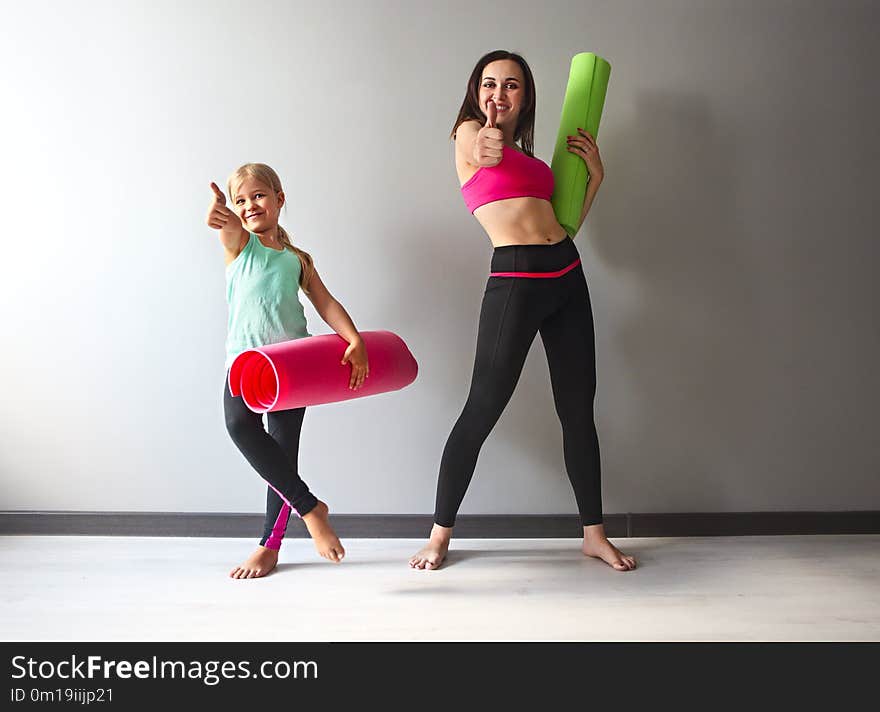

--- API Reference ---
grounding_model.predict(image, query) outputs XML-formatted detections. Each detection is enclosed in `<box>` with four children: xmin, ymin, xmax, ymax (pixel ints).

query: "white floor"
<box><xmin>2</xmin><ymin>535</ymin><xmax>878</xmax><ymax>641</ymax></box>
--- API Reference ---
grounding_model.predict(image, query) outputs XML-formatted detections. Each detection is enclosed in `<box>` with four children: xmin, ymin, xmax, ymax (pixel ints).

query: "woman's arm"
<box><xmin>576</xmin><ymin>173</ymin><xmax>603</xmax><ymax>229</ymax></box>
<box><xmin>566</xmin><ymin>128</ymin><xmax>605</xmax><ymax>235</ymax></box>
<box><xmin>304</xmin><ymin>269</ymin><xmax>369</xmax><ymax>389</ymax></box>
<box><xmin>456</xmin><ymin>115</ymin><xmax>504</xmax><ymax>172</ymax></box>
<box><xmin>455</xmin><ymin>120</ymin><xmax>482</xmax><ymax>166</ymax></box>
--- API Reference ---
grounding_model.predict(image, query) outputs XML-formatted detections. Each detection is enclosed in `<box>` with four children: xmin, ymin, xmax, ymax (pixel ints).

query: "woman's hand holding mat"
<box><xmin>551</xmin><ymin>52</ymin><xmax>611</xmax><ymax>236</ymax></box>
<box><xmin>566</xmin><ymin>128</ymin><xmax>604</xmax><ymax>181</ymax></box>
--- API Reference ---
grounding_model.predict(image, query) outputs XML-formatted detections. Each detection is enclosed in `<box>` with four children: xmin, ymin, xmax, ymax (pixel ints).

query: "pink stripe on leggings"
<box><xmin>489</xmin><ymin>258</ymin><xmax>581</xmax><ymax>279</ymax></box>
<box><xmin>264</xmin><ymin>503</ymin><xmax>290</xmax><ymax>551</ymax></box>
<box><xmin>264</xmin><ymin>484</ymin><xmax>300</xmax><ymax>551</ymax></box>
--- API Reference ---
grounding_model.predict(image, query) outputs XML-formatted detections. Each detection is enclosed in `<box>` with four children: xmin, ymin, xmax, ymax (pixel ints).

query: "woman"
<box><xmin>410</xmin><ymin>50</ymin><xmax>636</xmax><ymax>572</ymax></box>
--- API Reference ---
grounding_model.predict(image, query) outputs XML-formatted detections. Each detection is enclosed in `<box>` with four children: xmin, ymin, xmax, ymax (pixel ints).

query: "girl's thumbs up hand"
<box><xmin>210</xmin><ymin>181</ymin><xmax>227</xmax><ymax>207</ymax></box>
<box><xmin>206</xmin><ymin>182</ymin><xmax>237</xmax><ymax>230</ymax></box>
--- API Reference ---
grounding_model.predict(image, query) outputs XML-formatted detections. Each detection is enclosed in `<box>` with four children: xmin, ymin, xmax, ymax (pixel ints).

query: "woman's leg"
<box><xmin>539</xmin><ymin>270</ymin><xmax>636</xmax><ymax>571</ymax></box>
<box><xmin>411</xmin><ymin>278</ymin><xmax>541</xmax><ymax>569</ymax></box>
<box><xmin>538</xmin><ymin>272</ymin><xmax>602</xmax><ymax>526</ymax></box>
<box><xmin>435</xmin><ymin>279</ymin><xmax>542</xmax><ymax>526</ymax></box>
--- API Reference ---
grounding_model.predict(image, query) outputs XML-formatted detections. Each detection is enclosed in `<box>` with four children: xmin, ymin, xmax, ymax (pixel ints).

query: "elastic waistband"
<box><xmin>490</xmin><ymin>258</ymin><xmax>581</xmax><ymax>279</ymax></box>
<box><xmin>489</xmin><ymin>236</ymin><xmax>580</xmax><ymax>275</ymax></box>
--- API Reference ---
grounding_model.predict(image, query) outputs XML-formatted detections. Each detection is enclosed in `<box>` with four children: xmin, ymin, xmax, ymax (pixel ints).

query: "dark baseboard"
<box><xmin>0</xmin><ymin>511</ymin><xmax>878</xmax><ymax>538</ymax></box>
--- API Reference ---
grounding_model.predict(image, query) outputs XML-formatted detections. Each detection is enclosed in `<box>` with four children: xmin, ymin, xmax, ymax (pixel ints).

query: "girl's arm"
<box><xmin>305</xmin><ymin>269</ymin><xmax>370</xmax><ymax>389</ymax></box>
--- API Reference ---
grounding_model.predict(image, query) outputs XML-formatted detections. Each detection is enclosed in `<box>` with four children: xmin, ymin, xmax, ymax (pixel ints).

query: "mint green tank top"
<box><xmin>225</xmin><ymin>233</ymin><xmax>310</xmax><ymax>368</ymax></box>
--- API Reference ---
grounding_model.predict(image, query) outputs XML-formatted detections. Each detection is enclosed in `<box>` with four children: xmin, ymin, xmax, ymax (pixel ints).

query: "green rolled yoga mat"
<box><xmin>551</xmin><ymin>52</ymin><xmax>611</xmax><ymax>237</ymax></box>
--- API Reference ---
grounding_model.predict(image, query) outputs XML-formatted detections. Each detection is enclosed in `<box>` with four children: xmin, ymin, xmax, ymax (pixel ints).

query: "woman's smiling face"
<box><xmin>478</xmin><ymin>59</ymin><xmax>525</xmax><ymax>126</ymax></box>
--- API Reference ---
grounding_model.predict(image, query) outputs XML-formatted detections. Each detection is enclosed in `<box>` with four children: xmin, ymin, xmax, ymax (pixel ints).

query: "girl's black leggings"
<box><xmin>434</xmin><ymin>237</ymin><xmax>603</xmax><ymax>528</ymax></box>
<box><xmin>223</xmin><ymin>383</ymin><xmax>318</xmax><ymax>549</ymax></box>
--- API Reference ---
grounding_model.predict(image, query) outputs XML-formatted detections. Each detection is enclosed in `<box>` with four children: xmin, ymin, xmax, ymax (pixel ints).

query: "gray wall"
<box><xmin>1</xmin><ymin>0</ymin><xmax>877</xmax><ymax>516</ymax></box>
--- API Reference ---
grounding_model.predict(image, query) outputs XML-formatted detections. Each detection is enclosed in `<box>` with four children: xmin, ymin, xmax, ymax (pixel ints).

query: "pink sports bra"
<box><xmin>460</xmin><ymin>144</ymin><xmax>554</xmax><ymax>213</ymax></box>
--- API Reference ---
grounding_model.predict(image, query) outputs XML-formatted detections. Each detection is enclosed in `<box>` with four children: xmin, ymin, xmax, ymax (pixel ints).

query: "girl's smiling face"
<box><xmin>232</xmin><ymin>176</ymin><xmax>284</xmax><ymax>233</ymax></box>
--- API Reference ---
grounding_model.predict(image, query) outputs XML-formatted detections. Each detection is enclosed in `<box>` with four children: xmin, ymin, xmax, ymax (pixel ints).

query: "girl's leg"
<box><xmin>223</xmin><ymin>390</ymin><xmax>317</xmax><ymax>516</ymax></box>
<box><xmin>539</xmin><ymin>270</ymin><xmax>635</xmax><ymax>571</ymax></box>
<box><xmin>223</xmin><ymin>387</ymin><xmax>342</xmax><ymax>577</ymax></box>
<box><xmin>266</xmin><ymin>407</ymin><xmax>344</xmax><ymax>563</ymax></box>
<box><xmin>260</xmin><ymin>406</ymin><xmax>307</xmax><ymax>549</ymax></box>
<box><xmin>243</xmin><ymin>486</ymin><xmax>343</xmax><ymax>571</ymax></box>
<box><xmin>260</xmin><ymin>488</ymin><xmax>291</xmax><ymax>551</ymax></box>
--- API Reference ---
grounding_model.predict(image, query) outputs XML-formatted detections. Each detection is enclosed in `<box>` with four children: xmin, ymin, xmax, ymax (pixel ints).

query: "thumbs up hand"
<box><xmin>484</xmin><ymin>99</ymin><xmax>497</xmax><ymax>129</ymax></box>
<box><xmin>210</xmin><ymin>182</ymin><xmax>226</xmax><ymax>206</ymax></box>
<box><xmin>205</xmin><ymin>181</ymin><xmax>248</xmax><ymax>253</ymax></box>
<box><xmin>473</xmin><ymin>100</ymin><xmax>504</xmax><ymax>167</ymax></box>
<box><xmin>205</xmin><ymin>182</ymin><xmax>238</xmax><ymax>230</ymax></box>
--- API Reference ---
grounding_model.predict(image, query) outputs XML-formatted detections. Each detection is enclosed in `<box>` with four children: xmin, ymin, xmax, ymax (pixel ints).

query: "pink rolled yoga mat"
<box><xmin>228</xmin><ymin>330</ymin><xmax>418</xmax><ymax>413</ymax></box>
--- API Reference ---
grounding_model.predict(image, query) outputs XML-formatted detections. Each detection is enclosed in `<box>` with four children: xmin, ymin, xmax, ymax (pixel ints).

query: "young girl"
<box><xmin>206</xmin><ymin>162</ymin><xmax>369</xmax><ymax>579</ymax></box>
<box><xmin>409</xmin><ymin>50</ymin><xmax>636</xmax><ymax>572</ymax></box>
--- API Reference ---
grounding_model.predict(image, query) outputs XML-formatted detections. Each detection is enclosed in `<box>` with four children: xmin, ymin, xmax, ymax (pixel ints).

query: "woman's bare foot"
<box><xmin>229</xmin><ymin>545</ymin><xmax>278</xmax><ymax>579</ymax></box>
<box><xmin>582</xmin><ymin>523</ymin><xmax>636</xmax><ymax>571</ymax></box>
<box><xmin>409</xmin><ymin>524</ymin><xmax>452</xmax><ymax>570</ymax></box>
<box><xmin>301</xmin><ymin>500</ymin><xmax>345</xmax><ymax>563</ymax></box>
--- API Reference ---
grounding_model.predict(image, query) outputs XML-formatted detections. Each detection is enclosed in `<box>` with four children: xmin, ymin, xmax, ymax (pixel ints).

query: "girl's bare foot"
<box><xmin>229</xmin><ymin>545</ymin><xmax>278</xmax><ymax>579</ymax></box>
<box><xmin>409</xmin><ymin>524</ymin><xmax>452</xmax><ymax>570</ymax></box>
<box><xmin>582</xmin><ymin>523</ymin><xmax>637</xmax><ymax>571</ymax></box>
<box><xmin>301</xmin><ymin>500</ymin><xmax>345</xmax><ymax>562</ymax></box>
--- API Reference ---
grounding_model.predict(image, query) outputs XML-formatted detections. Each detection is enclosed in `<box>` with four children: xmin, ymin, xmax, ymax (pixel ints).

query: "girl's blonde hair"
<box><xmin>227</xmin><ymin>163</ymin><xmax>315</xmax><ymax>293</ymax></box>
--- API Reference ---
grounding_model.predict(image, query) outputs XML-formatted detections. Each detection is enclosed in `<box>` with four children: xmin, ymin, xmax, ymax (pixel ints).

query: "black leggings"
<box><xmin>223</xmin><ymin>382</ymin><xmax>318</xmax><ymax>549</ymax></box>
<box><xmin>434</xmin><ymin>237</ymin><xmax>603</xmax><ymax>527</ymax></box>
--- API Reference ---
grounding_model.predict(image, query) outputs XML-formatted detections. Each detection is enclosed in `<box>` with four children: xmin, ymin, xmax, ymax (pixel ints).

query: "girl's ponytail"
<box><xmin>277</xmin><ymin>225</ymin><xmax>315</xmax><ymax>294</ymax></box>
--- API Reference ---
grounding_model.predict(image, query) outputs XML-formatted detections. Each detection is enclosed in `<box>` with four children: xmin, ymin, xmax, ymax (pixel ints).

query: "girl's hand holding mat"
<box><xmin>473</xmin><ymin>100</ymin><xmax>504</xmax><ymax>167</ymax></box>
<box><xmin>566</xmin><ymin>128</ymin><xmax>604</xmax><ymax>181</ymax></box>
<box><xmin>229</xmin><ymin>331</ymin><xmax>416</xmax><ymax>413</ymax></box>
<box><xmin>341</xmin><ymin>337</ymin><xmax>370</xmax><ymax>390</ymax></box>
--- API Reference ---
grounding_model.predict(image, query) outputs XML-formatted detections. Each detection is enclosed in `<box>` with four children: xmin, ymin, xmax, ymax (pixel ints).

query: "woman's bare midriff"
<box><xmin>472</xmin><ymin>196</ymin><xmax>569</xmax><ymax>247</ymax></box>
